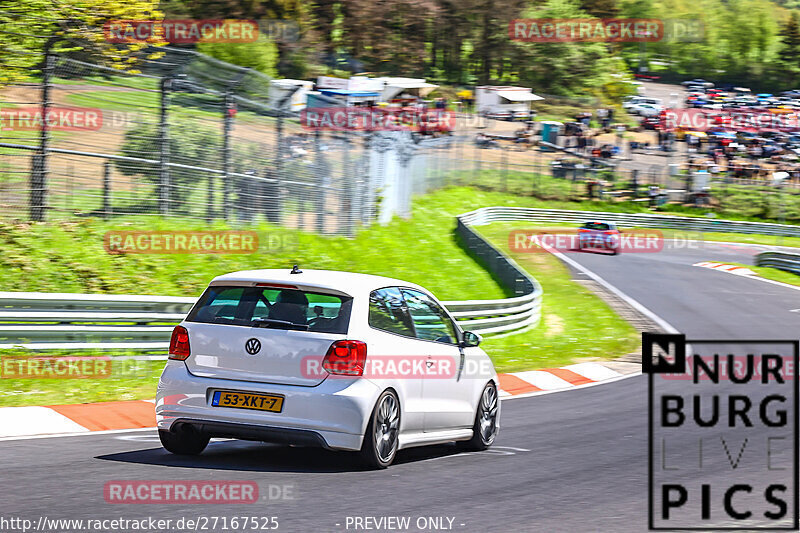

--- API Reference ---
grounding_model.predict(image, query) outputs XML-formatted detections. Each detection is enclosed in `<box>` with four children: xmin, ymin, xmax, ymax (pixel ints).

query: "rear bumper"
<box><xmin>170</xmin><ymin>419</ymin><xmax>328</xmax><ymax>448</ymax></box>
<box><xmin>156</xmin><ymin>360</ymin><xmax>382</xmax><ymax>451</ymax></box>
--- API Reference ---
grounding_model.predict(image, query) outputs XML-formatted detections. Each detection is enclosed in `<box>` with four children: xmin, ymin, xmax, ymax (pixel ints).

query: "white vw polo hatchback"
<box><xmin>156</xmin><ymin>267</ymin><xmax>500</xmax><ymax>468</ymax></box>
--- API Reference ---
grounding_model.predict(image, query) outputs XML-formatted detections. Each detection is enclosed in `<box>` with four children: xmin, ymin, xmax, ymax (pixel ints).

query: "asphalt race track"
<box><xmin>2</xmin><ymin>240</ymin><xmax>798</xmax><ymax>532</ymax></box>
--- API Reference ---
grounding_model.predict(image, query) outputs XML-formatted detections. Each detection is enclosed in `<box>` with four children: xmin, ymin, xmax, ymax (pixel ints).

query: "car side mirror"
<box><xmin>461</xmin><ymin>331</ymin><xmax>481</xmax><ymax>348</ymax></box>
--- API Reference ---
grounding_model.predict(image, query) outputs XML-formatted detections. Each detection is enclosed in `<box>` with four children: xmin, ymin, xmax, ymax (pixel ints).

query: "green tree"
<box><xmin>579</xmin><ymin>0</ymin><xmax>619</xmax><ymax>18</ymax></box>
<box><xmin>161</xmin><ymin>0</ymin><xmax>311</xmax><ymax>78</ymax></box>
<box><xmin>197</xmin><ymin>36</ymin><xmax>279</xmax><ymax>77</ymax></box>
<box><xmin>117</xmin><ymin>119</ymin><xmax>263</xmax><ymax>211</ymax></box>
<box><xmin>0</xmin><ymin>0</ymin><xmax>162</xmax><ymax>85</ymax></box>
<box><xmin>510</xmin><ymin>0</ymin><xmax>627</xmax><ymax>95</ymax></box>
<box><xmin>779</xmin><ymin>11</ymin><xmax>800</xmax><ymax>83</ymax></box>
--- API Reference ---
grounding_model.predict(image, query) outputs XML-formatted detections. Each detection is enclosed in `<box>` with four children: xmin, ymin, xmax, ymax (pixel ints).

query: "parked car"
<box><xmin>625</xmin><ymin>97</ymin><xmax>662</xmax><ymax>111</ymax></box>
<box><xmin>623</xmin><ymin>96</ymin><xmax>646</xmax><ymax>111</ymax></box>
<box><xmin>640</xmin><ymin>116</ymin><xmax>661</xmax><ymax>130</ymax></box>
<box><xmin>683</xmin><ymin>78</ymin><xmax>714</xmax><ymax>88</ymax></box>
<box><xmin>156</xmin><ymin>268</ymin><xmax>500</xmax><ymax>468</ymax></box>
<box><xmin>485</xmin><ymin>109</ymin><xmax>512</xmax><ymax>121</ymax></box>
<box><xmin>577</xmin><ymin>221</ymin><xmax>620</xmax><ymax>254</ymax></box>
<box><xmin>632</xmin><ymin>103</ymin><xmax>662</xmax><ymax>117</ymax></box>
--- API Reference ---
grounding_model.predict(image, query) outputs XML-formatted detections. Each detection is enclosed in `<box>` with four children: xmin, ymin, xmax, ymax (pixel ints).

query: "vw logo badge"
<box><xmin>245</xmin><ymin>338</ymin><xmax>261</xmax><ymax>355</ymax></box>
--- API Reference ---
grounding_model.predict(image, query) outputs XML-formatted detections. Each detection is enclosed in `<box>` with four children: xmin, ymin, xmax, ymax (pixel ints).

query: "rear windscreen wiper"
<box><xmin>251</xmin><ymin>318</ymin><xmax>310</xmax><ymax>331</ymax></box>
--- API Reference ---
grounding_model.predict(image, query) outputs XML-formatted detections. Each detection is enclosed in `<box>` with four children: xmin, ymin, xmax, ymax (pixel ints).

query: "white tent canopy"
<box><xmin>380</xmin><ymin>78</ymin><xmax>439</xmax><ymax>101</ymax></box>
<box><xmin>496</xmin><ymin>90</ymin><xmax>544</xmax><ymax>102</ymax></box>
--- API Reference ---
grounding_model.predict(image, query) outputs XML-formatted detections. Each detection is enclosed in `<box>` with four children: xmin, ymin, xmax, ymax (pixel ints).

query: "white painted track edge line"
<box><xmin>543</xmin><ymin>244</ymin><xmax>680</xmax><ymax>334</ymax></box>
<box><xmin>0</xmin><ymin>426</ymin><xmax>156</xmax><ymax>442</ymax></box>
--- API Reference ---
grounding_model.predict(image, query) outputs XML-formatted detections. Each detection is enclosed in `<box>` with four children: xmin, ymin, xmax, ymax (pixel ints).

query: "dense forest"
<box><xmin>4</xmin><ymin>0</ymin><xmax>800</xmax><ymax>95</ymax></box>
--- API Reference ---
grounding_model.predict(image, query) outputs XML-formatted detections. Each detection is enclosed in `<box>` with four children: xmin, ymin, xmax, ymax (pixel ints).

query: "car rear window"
<box><xmin>582</xmin><ymin>222</ymin><xmax>611</xmax><ymax>231</ymax></box>
<box><xmin>186</xmin><ymin>285</ymin><xmax>352</xmax><ymax>334</ymax></box>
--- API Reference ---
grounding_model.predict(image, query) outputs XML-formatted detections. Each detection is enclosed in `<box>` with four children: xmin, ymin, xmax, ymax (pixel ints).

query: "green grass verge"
<box><xmin>727</xmin><ymin>262</ymin><xmax>800</xmax><ymax>288</ymax></box>
<box><xmin>476</xmin><ymin>224</ymin><xmax>640</xmax><ymax>371</ymax></box>
<box><xmin>0</xmin><ymin>186</ymin><xmax>645</xmax><ymax>405</ymax></box>
<box><xmin>0</xmin><ymin>352</ymin><xmax>164</xmax><ymax>407</ymax></box>
<box><xmin>0</xmin><ymin>188</ymin><xmax>511</xmax><ymax>300</ymax></box>
<box><xmin>7</xmin><ymin>185</ymin><xmax>798</xmax><ymax>405</ymax></box>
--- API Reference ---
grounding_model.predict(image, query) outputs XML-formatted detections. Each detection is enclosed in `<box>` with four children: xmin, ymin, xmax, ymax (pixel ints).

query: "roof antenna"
<box><xmin>290</xmin><ymin>264</ymin><xmax>303</xmax><ymax>274</ymax></box>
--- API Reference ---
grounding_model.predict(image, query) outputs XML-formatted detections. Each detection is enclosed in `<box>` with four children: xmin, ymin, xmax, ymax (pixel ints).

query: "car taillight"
<box><xmin>604</xmin><ymin>231</ymin><xmax>617</xmax><ymax>235</ymax></box>
<box><xmin>578</xmin><ymin>229</ymin><xmax>588</xmax><ymax>233</ymax></box>
<box><xmin>169</xmin><ymin>325</ymin><xmax>191</xmax><ymax>361</ymax></box>
<box><xmin>322</xmin><ymin>340</ymin><xmax>367</xmax><ymax>376</ymax></box>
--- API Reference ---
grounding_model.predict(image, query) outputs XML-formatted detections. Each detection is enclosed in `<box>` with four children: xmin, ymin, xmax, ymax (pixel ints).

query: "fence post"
<box><xmin>343</xmin><ymin>135</ymin><xmax>354</xmax><ymax>237</ymax></box>
<box><xmin>222</xmin><ymin>91</ymin><xmax>235</xmax><ymax>220</ymax></box>
<box><xmin>31</xmin><ymin>38</ymin><xmax>56</xmax><ymax>222</ymax></box>
<box><xmin>475</xmin><ymin>140</ymin><xmax>482</xmax><ymax>182</ymax></box>
<box><xmin>264</xmin><ymin>167</ymin><xmax>281</xmax><ymax>224</ymax></box>
<box><xmin>159</xmin><ymin>77</ymin><xmax>171</xmax><ymax>216</ymax></box>
<box><xmin>501</xmin><ymin>146</ymin><xmax>508</xmax><ymax>192</ymax></box>
<box><xmin>275</xmin><ymin>105</ymin><xmax>286</xmax><ymax>222</ymax></box>
<box><xmin>103</xmin><ymin>160</ymin><xmax>112</xmax><ymax>219</ymax></box>
<box><xmin>314</xmin><ymin>130</ymin><xmax>325</xmax><ymax>233</ymax></box>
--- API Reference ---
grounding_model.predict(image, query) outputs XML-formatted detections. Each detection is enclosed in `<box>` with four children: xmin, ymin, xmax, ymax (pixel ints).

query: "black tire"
<box><xmin>359</xmin><ymin>390</ymin><xmax>400</xmax><ymax>469</ymax></box>
<box><xmin>159</xmin><ymin>428</ymin><xmax>209</xmax><ymax>455</ymax></box>
<box><xmin>458</xmin><ymin>382</ymin><xmax>499</xmax><ymax>452</ymax></box>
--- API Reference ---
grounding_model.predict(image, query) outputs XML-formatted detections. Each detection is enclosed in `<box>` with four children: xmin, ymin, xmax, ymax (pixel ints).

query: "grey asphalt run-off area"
<box><xmin>2</xmin><ymin>239</ymin><xmax>799</xmax><ymax>532</ymax></box>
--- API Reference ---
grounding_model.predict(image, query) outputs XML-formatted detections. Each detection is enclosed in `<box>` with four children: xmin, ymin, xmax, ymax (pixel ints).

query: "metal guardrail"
<box><xmin>0</xmin><ymin>257</ymin><xmax>543</xmax><ymax>349</ymax></box>
<box><xmin>460</xmin><ymin>206</ymin><xmax>800</xmax><ymax>237</ymax></box>
<box><xmin>446</xmin><ymin>212</ymin><xmax>543</xmax><ymax>336</ymax></box>
<box><xmin>755</xmin><ymin>251</ymin><xmax>800</xmax><ymax>275</ymax></box>
<box><xmin>0</xmin><ymin>292</ymin><xmax>196</xmax><ymax>351</ymax></box>
<box><xmin>4</xmin><ymin>206</ymin><xmax>797</xmax><ymax>351</ymax></box>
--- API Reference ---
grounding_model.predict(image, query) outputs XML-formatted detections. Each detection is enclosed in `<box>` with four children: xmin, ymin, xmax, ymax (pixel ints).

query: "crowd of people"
<box><xmin>680</xmin><ymin>133</ymin><xmax>800</xmax><ymax>183</ymax></box>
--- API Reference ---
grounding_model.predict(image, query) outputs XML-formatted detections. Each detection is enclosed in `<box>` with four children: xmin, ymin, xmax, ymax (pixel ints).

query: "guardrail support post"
<box><xmin>343</xmin><ymin>134</ymin><xmax>354</xmax><ymax>237</ymax></box>
<box><xmin>158</xmin><ymin>77</ymin><xmax>171</xmax><ymax>216</ymax></box>
<box><xmin>501</xmin><ymin>146</ymin><xmax>509</xmax><ymax>192</ymax></box>
<box><xmin>314</xmin><ymin>130</ymin><xmax>326</xmax><ymax>234</ymax></box>
<box><xmin>222</xmin><ymin>92</ymin><xmax>235</xmax><ymax>221</ymax></box>
<box><xmin>103</xmin><ymin>160</ymin><xmax>112</xmax><ymax>219</ymax></box>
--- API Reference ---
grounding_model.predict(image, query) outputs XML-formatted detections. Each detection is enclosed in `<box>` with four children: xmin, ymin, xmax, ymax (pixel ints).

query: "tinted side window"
<box><xmin>401</xmin><ymin>289</ymin><xmax>458</xmax><ymax>344</ymax></box>
<box><xmin>368</xmin><ymin>287</ymin><xmax>415</xmax><ymax>337</ymax></box>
